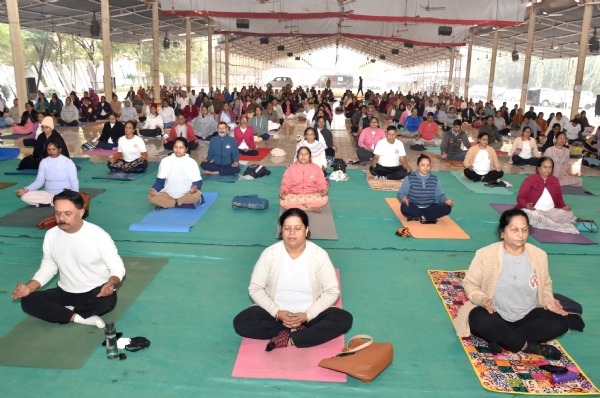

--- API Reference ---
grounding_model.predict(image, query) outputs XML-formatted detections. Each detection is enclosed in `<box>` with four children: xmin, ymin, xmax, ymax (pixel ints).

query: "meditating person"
<box><xmin>415</xmin><ymin>112</ymin><xmax>442</xmax><ymax>146</ymax></box>
<box><xmin>120</xmin><ymin>99</ymin><xmax>139</xmax><ymax>125</ymax></box>
<box><xmin>15</xmin><ymin>138</ymin><xmax>78</xmax><ymax>207</ymax></box>
<box><xmin>453</xmin><ymin>208</ymin><xmax>569</xmax><ymax>360</ymax></box>
<box><xmin>402</xmin><ymin>107</ymin><xmax>421</xmax><ymax>137</ymax></box>
<box><xmin>545</xmin><ymin>112</ymin><xmax>567</xmax><ymax>136</ymax></box>
<box><xmin>520</xmin><ymin>116</ymin><xmax>541</xmax><ymax>140</ymax></box>
<box><xmin>279</xmin><ymin>147</ymin><xmax>328</xmax><ymax>213</ymax></box>
<box><xmin>79</xmin><ymin>97</ymin><xmax>97</xmax><ymax>122</ymax></box>
<box><xmin>193</xmin><ymin>105</ymin><xmax>218</xmax><ymax>140</ymax></box>
<box><xmin>91</xmin><ymin>113</ymin><xmax>125</xmax><ymax>150</ymax></box>
<box><xmin>479</xmin><ymin>116</ymin><xmax>503</xmax><ymax>150</ymax></box>
<box><xmin>541</xmin><ymin>123</ymin><xmax>562</xmax><ymax>152</ymax></box>
<box><xmin>463</xmin><ymin>131</ymin><xmax>504</xmax><ymax>183</ymax></box>
<box><xmin>370</xmin><ymin>126</ymin><xmax>411</xmax><ymax>180</ymax></box>
<box><xmin>296</xmin><ymin>127</ymin><xmax>328</xmax><ymax>172</ymax></box>
<box><xmin>357</xmin><ymin>116</ymin><xmax>386</xmax><ymax>161</ymax></box>
<box><xmin>12</xmin><ymin>190</ymin><xmax>125</xmax><ymax>329</ymax></box>
<box><xmin>22</xmin><ymin>112</ymin><xmax>45</xmax><ymax>147</ymax></box>
<box><xmin>582</xmin><ymin>128</ymin><xmax>599</xmax><ymax>168</ymax></box>
<box><xmin>544</xmin><ymin>131</ymin><xmax>582</xmax><ymax>187</ymax></box>
<box><xmin>160</xmin><ymin>99</ymin><xmax>176</xmax><ymax>128</ymax></box>
<box><xmin>200</xmin><ymin>122</ymin><xmax>240</xmax><ymax>176</ymax></box>
<box><xmin>565</xmin><ymin>118</ymin><xmax>584</xmax><ymax>145</ymax></box>
<box><xmin>148</xmin><ymin>137</ymin><xmax>202</xmax><ymax>209</ymax></box>
<box><xmin>264</xmin><ymin>102</ymin><xmax>281</xmax><ymax>132</ymax></box>
<box><xmin>218</xmin><ymin>102</ymin><xmax>237</xmax><ymax>130</ymax></box>
<box><xmin>444</xmin><ymin>106</ymin><xmax>460</xmax><ymax>131</ymax></box>
<box><xmin>511</xmin><ymin>127</ymin><xmax>541</xmax><ymax>166</ymax></box>
<box><xmin>164</xmin><ymin>113</ymin><xmax>199</xmax><ymax>151</ymax></box>
<box><xmin>234</xmin><ymin>115</ymin><xmax>258</xmax><ymax>156</ymax></box>
<box><xmin>96</xmin><ymin>96</ymin><xmax>112</xmax><ymax>120</ymax></box>
<box><xmin>182</xmin><ymin>98</ymin><xmax>200</xmax><ymax>121</ymax></box>
<box><xmin>107</xmin><ymin>121</ymin><xmax>148</xmax><ymax>173</ymax></box>
<box><xmin>515</xmin><ymin>157</ymin><xmax>579</xmax><ymax>234</ymax></box>
<box><xmin>233</xmin><ymin>207</ymin><xmax>352</xmax><ymax>350</ymax></box>
<box><xmin>56</xmin><ymin>97</ymin><xmax>79</xmax><ymax>127</ymax></box>
<box><xmin>511</xmin><ymin>108</ymin><xmax>524</xmax><ymax>129</ymax></box>
<box><xmin>397</xmin><ymin>154</ymin><xmax>453</xmax><ymax>223</ymax></box>
<box><xmin>494</xmin><ymin>110</ymin><xmax>511</xmax><ymax>135</ymax></box>
<box><xmin>139</xmin><ymin>105</ymin><xmax>164</xmax><ymax>137</ymax></box>
<box><xmin>249</xmin><ymin>106</ymin><xmax>270</xmax><ymax>141</ymax></box>
<box><xmin>315</xmin><ymin>116</ymin><xmax>336</xmax><ymax>157</ymax></box>
<box><xmin>48</xmin><ymin>96</ymin><xmax>62</xmax><ymax>119</ymax></box>
<box><xmin>18</xmin><ymin>117</ymin><xmax>70</xmax><ymax>170</ymax></box>
<box><xmin>441</xmin><ymin>120</ymin><xmax>470</xmax><ymax>161</ymax></box>
<box><xmin>132</xmin><ymin>95</ymin><xmax>144</xmax><ymax>114</ymax></box>
<box><xmin>535</xmin><ymin>112</ymin><xmax>548</xmax><ymax>135</ymax></box>
<box><xmin>12</xmin><ymin>101</ymin><xmax>38</xmax><ymax>135</ymax></box>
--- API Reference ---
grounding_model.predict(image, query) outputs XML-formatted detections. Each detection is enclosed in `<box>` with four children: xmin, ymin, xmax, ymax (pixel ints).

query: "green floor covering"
<box><xmin>0</xmin><ymin>239</ymin><xmax>598</xmax><ymax>397</ymax></box>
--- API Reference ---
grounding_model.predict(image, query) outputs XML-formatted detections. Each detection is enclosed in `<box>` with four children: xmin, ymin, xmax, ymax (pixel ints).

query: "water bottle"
<box><xmin>105</xmin><ymin>320</ymin><xmax>119</xmax><ymax>359</ymax></box>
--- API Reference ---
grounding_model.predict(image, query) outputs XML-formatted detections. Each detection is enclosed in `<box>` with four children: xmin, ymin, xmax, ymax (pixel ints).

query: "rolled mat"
<box><xmin>424</xmin><ymin>151</ymin><xmax>465</xmax><ymax>168</ymax></box>
<box><xmin>239</xmin><ymin>147</ymin><xmax>272</xmax><ymax>161</ymax></box>
<box><xmin>83</xmin><ymin>148</ymin><xmax>118</xmax><ymax>156</ymax></box>
<box><xmin>561</xmin><ymin>186</ymin><xmax>596</xmax><ymax>196</ymax></box>
<box><xmin>276</xmin><ymin>203</ymin><xmax>338</xmax><ymax>240</ymax></box>
<box><xmin>91</xmin><ymin>161</ymin><xmax>159</xmax><ymax>181</ymax></box>
<box><xmin>201</xmin><ymin>173</ymin><xmax>239</xmax><ymax>183</ymax></box>
<box><xmin>0</xmin><ymin>182</ymin><xmax>17</xmax><ymax>190</ymax></box>
<box><xmin>450</xmin><ymin>171</ymin><xmax>513</xmax><ymax>195</ymax></box>
<box><xmin>0</xmin><ymin>257</ymin><xmax>168</xmax><ymax>369</ymax></box>
<box><xmin>490</xmin><ymin>203</ymin><xmax>597</xmax><ymax>245</ymax></box>
<box><xmin>363</xmin><ymin>170</ymin><xmax>403</xmax><ymax>191</ymax></box>
<box><xmin>0</xmin><ymin>148</ymin><xmax>20</xmax><ymax>161</ymax></box>
<box><xmin>385</xmin><ymin>198</ymin><xmax>470</xmax><ymax>239</ymax></box>
<box><xmin>0</xmin><ymin>188</ymin><xmax>105</xmax><ymax>228</ymax></box>
<box><xmin>231</xmin><ymin>269</ymin><xmax>346</xmax><ymax>382</ymax></box>
<box><xmin>427</xmin><ymin>270</ymin><xmax>599</xmax><ymax>394</ymax></box>
<box><xmin>129</xmin><ymin>192</ymin><xmax>218</xmax><ymax>232</ymax></box>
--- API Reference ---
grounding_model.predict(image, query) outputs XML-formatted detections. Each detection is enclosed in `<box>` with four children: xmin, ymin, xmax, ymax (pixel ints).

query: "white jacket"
<box><xmin>248</xmin><ymin>241</ymin><xmax>340</xmax><ymax>321</ymax></box>
<box><xmin>159</xmin><ymin>106</ymin><xmax>176</xmax><ymax>124</ymax></box>
<box><xmin>143</xmin><ymin>114</ymin><xmax>164</xmax><ymax>130</ymax></box>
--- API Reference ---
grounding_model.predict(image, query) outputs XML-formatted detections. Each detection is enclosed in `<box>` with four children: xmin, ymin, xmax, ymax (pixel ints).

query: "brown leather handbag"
<box><xmin>318</xmin><ymin>335</ymin><xmax>393</xmax><ymax>382</ymax></box>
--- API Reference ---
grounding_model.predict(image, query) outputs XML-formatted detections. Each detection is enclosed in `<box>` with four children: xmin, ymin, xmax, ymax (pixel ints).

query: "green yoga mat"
<box><xmin>0</xmin><ymin>256</ymin><xmax>168</xmax><ymax>369</ymax></box>
<box><xmin>450</xmin><ymin>171</ymin><xmax>514</xmax><ymax>195</ymax></box>
<box><xmin>0</xmin><ymin>188</ymin><xmax>105</xmax><ymax>228</ymax></box>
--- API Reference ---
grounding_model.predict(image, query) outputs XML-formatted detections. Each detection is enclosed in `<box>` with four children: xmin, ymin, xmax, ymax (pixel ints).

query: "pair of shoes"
<box><xmin>406</xmin><ymin>216</ymin><xmax>420</xmax><ymax>222</ymax></box>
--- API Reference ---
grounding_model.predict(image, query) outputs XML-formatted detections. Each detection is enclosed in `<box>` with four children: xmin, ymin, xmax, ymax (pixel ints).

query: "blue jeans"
<box><xmin>400</xmin><ymin>202</ymin><xmax>451</xmax><ymax>222</ymax></box>
<box><xmin>97</xmin><ymin>141</ymin><xmax>118</xmax><ymax>150</ymax></box>
<box><xmin>164</xmin><ymin>122</ymin><xmax>174</xmax><ymax>128</ymax></box>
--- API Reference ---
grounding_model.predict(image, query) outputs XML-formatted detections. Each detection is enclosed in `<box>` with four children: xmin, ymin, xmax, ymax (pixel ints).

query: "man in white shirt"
<box><xmin>370</xmin><ymin>126</ymin><xmax>412</xmax><ymax>180</ymax></box>
<box><xmin>12</xmin><ymin>190</ymin><xmax>125</xmax><ymax>328</ymax></box>
<box><xmin>546</xmin><ymin>112</ymin><xmax>568</xmax><ymax>135</ymax></box>
<box><xmin>177</xmin><ymin>91</ymin><xmax>189</xmax><ymax>110</ymax></box>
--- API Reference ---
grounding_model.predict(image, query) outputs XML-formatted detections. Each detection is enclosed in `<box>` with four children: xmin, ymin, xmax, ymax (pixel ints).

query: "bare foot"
<box><xmin>303</xmin><ymin>206</ymin><xmax>323</xmax><ymax>213</ymax></box>
<box><xmin>202</xmin><ymin>170</ymin><xmax>219</xmax><ymax>175</ymax></box>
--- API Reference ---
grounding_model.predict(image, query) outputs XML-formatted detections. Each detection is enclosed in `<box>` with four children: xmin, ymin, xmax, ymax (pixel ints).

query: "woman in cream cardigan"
<box><xmin>453</xmin><ymin>209</ymin><xmax>569</xmax><ymax>360</ymax></box>
<box><xmin>233</xmin><ymin>208</ymin><xmax>352</xmax><ymax>351</ymax></box>
<box><xmin>511</xmin><ymin>127</ymin><xmax>541</xmax><ymax>166</ymax></box>
<box><xmin>463</xmin><ymin>131</ymin><xmax>504</xmax><ymax>183</ymax></box>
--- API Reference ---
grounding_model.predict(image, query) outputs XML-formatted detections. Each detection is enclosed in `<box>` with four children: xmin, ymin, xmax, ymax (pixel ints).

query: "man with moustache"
<box><xmin>12</xmin><ymin>190</ymin><xmax>125</xmax><ymax>329</ymax></box>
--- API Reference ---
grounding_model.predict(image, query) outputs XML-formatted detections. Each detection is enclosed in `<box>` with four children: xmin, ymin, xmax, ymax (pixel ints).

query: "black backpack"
<box><xmin>332</xmin><ymin>159</ymin><xmax>347</xmax><ymax>172</ymax></box>
<box><xmin>243</xmin><ymin>164</ymin><xmax>271</xmax><ymax>178</ymax></box>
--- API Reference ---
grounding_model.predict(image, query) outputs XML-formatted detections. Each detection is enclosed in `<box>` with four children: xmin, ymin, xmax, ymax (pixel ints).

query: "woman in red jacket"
<box><xmin>233</xmin><ymin>115</ymin><xmax>258</xmax><ymax>156</ymax></box>
<box><xmin>182</xmin><ymin>98</ymin><xmax>200</xmax><ymax>121</ymax></box>
<box><xmin>164</xmin><ymin>114</ymin><xmax>199</xmax><ymax>151</ymax></box>
<box><xmin>279</xmin><ymin>147</ymin><xmax>328</xmax><ymax>213</ymax></box>
<box><xmin>515</xmin><ymin>157</ymin><xmax>579</xmax><ymax>234</ymax></box>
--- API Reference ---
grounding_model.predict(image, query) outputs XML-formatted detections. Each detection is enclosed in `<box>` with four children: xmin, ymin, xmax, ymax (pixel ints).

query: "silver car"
<box><xmin>266</xmin><ymin>77</ymin><xmax>294</xmax><ymax>89</ymax></box>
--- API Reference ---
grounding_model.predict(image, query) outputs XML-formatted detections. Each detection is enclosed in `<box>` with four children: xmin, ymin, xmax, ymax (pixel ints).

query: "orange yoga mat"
<box><xmin>424</xmin><ymin>152</ymin><xmax>465</xmax><ymax>168</ymax></box>
<box><xmin>385</xmin><ymin>198</ymin><xmax>470</xmax><ymax>240</ymax></box>
<box><xmin>239</xmin><ymin>147</ymin><xmax>272</xmax><ymax>160</ymax></box>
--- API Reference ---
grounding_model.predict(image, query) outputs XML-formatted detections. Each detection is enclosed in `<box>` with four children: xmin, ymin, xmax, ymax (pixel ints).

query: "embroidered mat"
<box><xmin>362</xmin><ymin>170</ymin><xmax>403</xmax><ymax>191</ymax></box>
<box><xmin>428</xmin><ymin>270</ymin><xmax>599</xmax><ymax>395</ymax></box>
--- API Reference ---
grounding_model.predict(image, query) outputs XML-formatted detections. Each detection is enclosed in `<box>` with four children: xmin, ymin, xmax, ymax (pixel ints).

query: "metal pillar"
<box><xmin>186</xmin><ymin>18</ymin><xmax>191</xmax><ymax>87</ymax></box>
<box><xmin>101</xmin><ymin>0</ymin><xmax>112</xmax><ymax>96</ymax></box>
<box><xmin>520</xmin><ymin>3</ymin><xmax>536</xmax><ymax>110</ymax></box>
<box><xmin>464</xmin><ymin>30</ymin><xmax>473</xmax><ymax>101</ymax></box>
<box><xmin>225</xmin><ymin>35</ymin><xmax>230</xmax><ymax>89</ymax></box>
<box><xmin>152</xmin><ymin>2</ymin><xmax>160</xmax><ymax>91</ymax></box>
<box><xmin>208</xmin><ymin>25</ymin><xmax>213</xmax><ymax>89</ymax></box>
<box><xmin>487</xmin><ymin>30</ymin><xmax>499</xmax><ymax>102</ymax></box>
<box><xmin>571</xmin><ymin>3</ymin><xmax>593</xmax><ymax>119</ymax></box>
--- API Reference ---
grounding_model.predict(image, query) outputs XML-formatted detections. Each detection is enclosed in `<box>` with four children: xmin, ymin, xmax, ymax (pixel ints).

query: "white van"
<box><xmin>266</xmin><ymin>77</ymin><xmax>294</xmax><ymax>89</ymax></box>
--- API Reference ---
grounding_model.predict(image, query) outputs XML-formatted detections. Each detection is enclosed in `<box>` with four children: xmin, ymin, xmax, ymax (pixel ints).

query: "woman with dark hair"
<box><xmin>280</xmin><ymin>146</ymin><xmax>329</xmax><ymax>212</ymax></box>
<box><xmin>18</xmin><ymin>116</ymin><xmax>69</xmax><ymax>170</ymax></box>
<box><xmin>233</xmin><ymin>208</ymin><xmax>352</xmax><ymax>351</ymax></box>
<box><xmin>107</xmin><ymin>121</ymin><xmax>148</xmax><ymax>173</ymax></box>
<box><xmin>296</xmin><ymin>127</ymin><xmax>328</xmax><ymax>170</ymax></box>
<box><xmin>397</xmin><ymin>154</ymin><xmax>453</xmax><ymax>223</ymax></box>
<box><xmin>510</xmin><ymin>127</ymin><xmax>540</xmax><ymax>166</ymax></box>
<box><xmin>48</xmin><ymin>96</ymin><xmax>62</xmax><ymax>118</ymax></box>
<box><xmin>92</xmin><ymin>113</ymin><xmax>125</xmax><ymax>150</ymax></box>
<box><xmin>544</xmin><ymin>131</ymin><xmax>582</xmax><ymax>187</ymax></box>
<box><xmin>541</xmin><ymin>123</ymin><xmax>562</xmax><ymax>153</ymax></box>
<box><xmin>478</xmin><ymin>115</ymin><xmax>502</xmax><ymax>149</ymax></box>
<box><xmin>12</xmin><ymin>101</ymin><xmax>39</xmax><ymax>135</ymax></box>
<box><xmin>453</xmin><ymin>208</ymin><xmax>569</xmax><ymax>360</ymax></box>
<box><xmin>515</xmin><ymin>157</ymin><xmax>579</xmax><ymax>234</ymax></box>
<box><xmin>463</xmin><ymin>131</ymin><xmax>504</xmax><ymax>183</ymax></box>
<box><xmin>139</xmin><ymin>104</ymin><xmax>164</xmax><ymax>137</ymax></box>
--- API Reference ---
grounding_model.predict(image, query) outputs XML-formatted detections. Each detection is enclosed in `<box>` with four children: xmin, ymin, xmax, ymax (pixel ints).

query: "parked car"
<box><xmin>266</xmin><ymin>77</ymin><xmax>293</xmax><ymax>89</ymax></box>
<box><xmin>313</xmin><ymin>74</ymin><xmax>354</xmax><ymax>90</ymax></box>
<box><xmin>503</xmin><ymin>89</ymin><xmax>521</xmax><ymax>102</ymax></box>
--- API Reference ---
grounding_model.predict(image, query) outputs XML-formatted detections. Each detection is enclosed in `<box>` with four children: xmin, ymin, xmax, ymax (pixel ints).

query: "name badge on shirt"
<box><xmin>529</xmin><ymin>274</ymin><xmax>538</xmax><ymax>289</ymax></box>
<box><xmin>226</xmin><ymin>145</ymin><xmax>230</xmax><ymax>149</ymax></box>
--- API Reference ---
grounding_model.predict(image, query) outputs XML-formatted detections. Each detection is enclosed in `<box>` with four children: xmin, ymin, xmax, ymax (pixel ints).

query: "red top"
<box><xmin>167</xmin><ymin>123</ymin><xmax>197</xmax><ymax>143</ymax></box>
<box><xmin>233</xmin><ymin>126</ymin><xmax>257</xmax><ymax>150</ymax></box>
<box><xmin>516</xmin><ymin>173</ymin><xmax>566</xmax><ymax>209</ymax></box>
<box><xmin>183</xmin><ymin>105</ymin><xmax>199</xmax><ymax>120</ymax></box>
<box><xmin>418</xmin><ymin>121</ymin><xmax>439</xmax><ymax>141</ymax></box>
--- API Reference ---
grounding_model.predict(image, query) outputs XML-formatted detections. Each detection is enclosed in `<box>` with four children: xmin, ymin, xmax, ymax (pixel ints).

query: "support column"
<box><xmin>464</xmin><ymin>30</ymin><xmax>473</xmax><ymax>101</ymax></box>
<box><xmin>225</xmin><ymin>35</ymin><xmax>230</xmax><ymax>89</ymax></box>
<box><xmin>520</xmin><ymin>3</ymin><xmax>536</xmax><ymax>110</ymax></box>
<box><xmin>571</xmin><ymin>3</ymin><xmax>593</xmax><ymax>119</ymax></box>
<box><xmin>6</xmin><ymin>0</ymin><xmax>27</xmax><ymax>112</ymax></box>
<box><xmin>101</xmin><ymin>0</ymin><xmax>112</xmax><ymax>97</ymax></box>
<box><xmin>487</xmin><ymin>30</ymin><xmax>499</xmax><ymax>102</ymax></box>
<box><xmin>186</xmin><ymin>18</ymin><xmax>191</xmax><ymax>87</ymax></box>
<box><xmin>208</xmin><ymin>25</ymin><xmax>213</xmax><ymax>89</ymax></box>
<box><xmin>448</xmin><ymin>47</ymin><xmax>455</xmax><ymax>91</ymax></box>
<box><xmin>152</xmin><ymin>2</ymin><xmax>160</xmax><ymax>92</ymax></box>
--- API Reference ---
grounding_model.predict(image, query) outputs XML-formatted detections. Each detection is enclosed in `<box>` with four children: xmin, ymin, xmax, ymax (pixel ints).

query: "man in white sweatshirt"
<box><xmin>12</xmin><ymin>190</ymin><xmax>125</xmax><ymax>329</ymax></box>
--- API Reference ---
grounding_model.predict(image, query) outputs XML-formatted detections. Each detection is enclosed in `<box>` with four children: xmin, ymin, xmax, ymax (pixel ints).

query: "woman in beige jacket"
<box><xmin>511</xmin><ymin>127</ymin><xmax>541</xmax><ymax>166</ymax></box>
<box><xmin>463</xmin><ymin>131</ymin><xmax>504</xmax><ymax>183</ymax></box>
<box><xmin>453</xmin><ymin>209</ymin><xmax>569</xmax><ymax>360</ymax></box>
<box><xmin>233</xmin><ymin>208</ymin><xmax>352</xmax><ymax>351</ymax></box>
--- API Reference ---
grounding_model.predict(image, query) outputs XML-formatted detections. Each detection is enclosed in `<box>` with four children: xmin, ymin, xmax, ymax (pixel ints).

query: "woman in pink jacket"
<box><xmin>233</xmin><ymin>116</ymin><xmax>258</xmax><ymax>156</ymax></box>
<box><xmin>279</xmin><ymin>147</ymin><xmax>329</xmax><ymax>212</ymax></box>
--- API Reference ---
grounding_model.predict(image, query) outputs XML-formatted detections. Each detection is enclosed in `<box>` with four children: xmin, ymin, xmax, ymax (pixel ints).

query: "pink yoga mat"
<box><xmin>84</xmin><ymin>148</ymin><xmax>117</xmax><ymax>156</ymax></box>
<box><xmin>490</xmin><ymin>203</ymin><xmax>597</xmax><ymax>245</ymax></box>
<box><xmin>231</xmin><ymin>269</ymin><xmax>346</xmax><ymax>382</ymax></box>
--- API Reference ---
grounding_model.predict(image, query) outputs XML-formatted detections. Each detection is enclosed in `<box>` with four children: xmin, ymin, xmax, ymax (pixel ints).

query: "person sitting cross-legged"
<box><xmin>107</xmin><ymin>121</ymin><xmax>149</xmax><ymax>173</ymax></box>
<box><xmin>56</xmin><ymin>97</ymin><xmax>79</xmax><ymax>127</ymax></box>
<box><xmin>415</xmin><ymin>112</ymin><xmax>442</xmax><ymax>146</ymax></box>
<box><xmin>234</xmin><ymin>115</ymin><xmax>258</xmax><ymax>156</ymax></box>
<box><xmin>279</xmin><ymin>147</ymin><xmax>329</xmax><ymax>213</ymax></box>
<box><xmin>12</xmin><ymin>190</ymin><xmax>125</xmax><ymax>329</ymax></box>
<box><xmin>511</xmin><ymin>126</ymin><xmax>540</xmax><ymax>166</ymax></box>
<box><xmin>463</xmin><ymin>131</ymin><xmax>504</xmax><ymax>183</ymax></box>
<box><xmin>163</xmin><ymin>113</ymin><xmax>199</xmax><ymax>152</ymax></box>
<box><xmin>139</xmin><ymin>105</ymin><xmax>164</xmax><ymax>138</ymax></box>
<box><xmin>398</xmin><ymin>154</ymin><xmax>453</xmax><ymax>223</ymax></box>
<box><xmin>356</xmin><ymin>116</ymin><xmax>385</xmax><ymax>161</ymax></box>
<box><xmin>233</xmin><ymin>208</ymin><xmax>353</xmax><ymax>351</ymax></box>
<box><xmin>544</xmin><ymin>131</ymin><xmax>582</xmax><ymax>187</ymax></box>
<box><xmin>200</xmin><ymin>122</ymin><xmax>241</xmax><ymax>176</ymax></box>
<box><xmin>370</xmin><ymin>125</ymin><xmax>412</xmax><ymax>180</ymax></box>
<box><xmin>148</xmin><ymin>137</ymin><xmax>202</xmax><ymax>210</ymax></box>
<box><xmin>441</xmin><ymin>119</ymin><xmax>470</xmax><ymax>161</ymax></box>
<box><xmin>92</xmin><ymin>113</ymin><xmax>125</xmax><ymax>150</ymax></box>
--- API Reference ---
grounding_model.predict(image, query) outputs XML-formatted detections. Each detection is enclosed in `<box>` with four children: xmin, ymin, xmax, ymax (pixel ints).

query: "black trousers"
<box><xmin>140</xmin><ymin>128</ymin><xmax>163</xmax><ymax>137</ymax></box>
<box><xmin>370</xmin><ymin>164</ymin><xmax>409</xmax><ymax>180</ymax></box>
<box><xmin>21</xmin><ymin>285</ymin><xmax>117</xmax><ymax>325</ymax></box>
<box><xmin>233</xmin><ymin>306</ymin><xmax>353</xmax><ymax>348</ymax></box>
<box><xmin>164</xmin><ymin>141</ymin><xmax>199</xmax><ymax>151</ymax></box>
<box><xmin>463</xmin><ymin>168</ymin><xmax>504</xmax><ymax>182</ymax></box>
<box><xmin>401</xmin><ymin>202</ymin><xmax>451</xmax><ymax>221</ymax></box>
<box><xmin>57</xmin><ymin>119</ymin><xmax>79</xmax><ymax>126</ymax></box>
<box><xmin>325</xmin><ymin>147</ymin><xmax>335</xmax><ymax>158</ymax></box>
<box><xmin>499</xmin><ymin>128</ymin><xmax>511</xmax><ymax>135</ymax></box>
<box><xmin>468</xmin><ymin>307</ymin><xmax>569</xmax><ymax>353</ymax></box>
<box><xmin>512</xmin><ymin>155</ymin><xmax>538</xmax><ymax>166</ymax></box>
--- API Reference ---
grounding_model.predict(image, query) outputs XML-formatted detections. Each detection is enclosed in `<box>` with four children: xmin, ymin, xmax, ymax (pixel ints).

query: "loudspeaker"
<box><xmin>438</xmin><ymin>26</ymin><xmax>452</xmax><ymax>36</ymax></box>
<box><xmin>90</xmin><ymin>13</ymin><xmax>100</xmax><ymax>37</ymax></box>
<box><xmin>370</xmin><ymin>59</ymin><xmax>376</xmax><ymax>63</ymax></box>
<box><xmin>236</xmin><ymin>19</ymin><xmax>250</xmax><ymax>29</ymax></box>
<box><xmin>259</xmin><ymin>38</ymin><xmax>269</xmax><ymax>44</ymax></box>
<box><xmin>595</xmin><ymin>95</ymin><xmax>600</xmax><ymax>117</ymax></box>
<box><xmin>512</xmin><ymin>50</ymin><xmax>519</xmax><ymax>62</ymax></box>
<box><xmin>391</xmin><ymin>48</ymin><xmax>399</xmax><ymax>54</ymax></box>
<box><xmin>26</xmin><ymin>77</ymin><xmax>36</xmax><ymax>95</ymax></box>
<box><xmin>404</xmin><ymin>43</ymin><xmax>413</xmax><ymax>48</ymax></box>
<box><xmin>277</xmin><ymin>45</ymin><xmax>285</xmax><ymax>51</ymax></box>
<box><xmin>380</xmin><ymin>54</ymin><xmax>386</xmax><ymax>60</ymax></box>
<box><xmin>287</xmin><ymin>52</ymin><xmax>293</xmax><ymax>57</ymax></box>
<box><xmin>295</xmin><ymin>56</ymin><xmax>300</xmax><ymax>60</ymax></box>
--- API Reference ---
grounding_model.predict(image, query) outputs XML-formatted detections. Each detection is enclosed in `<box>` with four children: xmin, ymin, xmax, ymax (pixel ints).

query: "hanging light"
<box><xmin>163</xmin><ymin>31</ymin><xmax>170</xmax><ymax>50</ymax></box>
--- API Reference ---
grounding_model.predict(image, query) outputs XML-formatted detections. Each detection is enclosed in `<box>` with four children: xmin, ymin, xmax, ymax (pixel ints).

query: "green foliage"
<box><xmin>0</xmin><ymin>84</ymin><xmax>11</xmax><ymax>99</ymax></box>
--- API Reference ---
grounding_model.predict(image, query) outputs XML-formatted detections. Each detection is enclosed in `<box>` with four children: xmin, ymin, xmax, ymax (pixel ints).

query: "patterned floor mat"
<box><xmin>428</xmin><ymin>270</ymin><xmax>599</xmax><ymax>395</ymax></box>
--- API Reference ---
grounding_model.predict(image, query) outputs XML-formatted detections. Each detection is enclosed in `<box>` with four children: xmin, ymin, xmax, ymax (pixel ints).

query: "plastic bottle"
<box><xmin>105</xmin><ymin>320</ymin><xmax>119</xmax><ymax>359</ymax></box>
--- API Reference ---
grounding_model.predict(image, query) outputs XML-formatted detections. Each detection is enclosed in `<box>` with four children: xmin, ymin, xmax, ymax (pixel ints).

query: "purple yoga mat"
<box><xmin>561</xmin><ymin>186</ymin><xmax>595</xmax><ymax>196</ymax></box>
<box><xmin>489</xmin><ymin>203</ymin><xmax>597</xmax><ymax>245</ymax></box>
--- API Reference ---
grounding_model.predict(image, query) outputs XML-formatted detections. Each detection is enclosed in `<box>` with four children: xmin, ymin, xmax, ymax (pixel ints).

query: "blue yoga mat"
<box><xmin>91</xmin><ymin>162</ymin><xmax>159</xmax><ymax>181</ymax></box>
<box><xmin>0</xmin><ymin>148</ymin><xmax>20</xmax><ymax>161</ymax></box>
<box><xmin>201</xmin><ymin>174</ymin><xmax>239</xmax><ymax>183</ymax></box>
<box><xmin>129</xmin><ymin>192</ymin><xmax>219</xmax><ymax>233</ymax></box>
